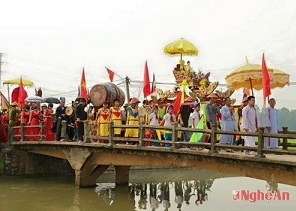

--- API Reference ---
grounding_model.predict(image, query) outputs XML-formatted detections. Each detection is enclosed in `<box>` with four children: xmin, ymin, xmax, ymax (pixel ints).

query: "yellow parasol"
<box><xmin>3</xmin><ymin>78</ymin><xmax>33</xmax><ymax>86</ymax></box>
<box><xmin>2</xmin><ymin>78</ymin><xmax>34</xmax><ymax>103</ymax></box>
<box><xmin>270</xmin><ymin>69</ymin><xmax>290</xmax><ymax>89</ymax></box>
<box><xmin>164</xmin><ymin>38</ymin><xmax>198</xmax><ymax>59</ymax></box>
<box><xmin>225</xmin><ymin>58</ymin><xmax>273</xmax><ymax>95</ymax></box>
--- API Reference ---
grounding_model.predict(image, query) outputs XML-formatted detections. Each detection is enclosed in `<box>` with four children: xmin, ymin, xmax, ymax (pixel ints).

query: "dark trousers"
<box><xmin>55</xmin><ymin>118</ymin><xmax>62</xmax><ymax>141</ymax></box>
<box><xmin>207</xmin><ymin>122</ymin><xmax>212</xmax><ymax>144</ymax></box>
<box><xmin>77</xmin><ymin>122</ymin><xmax>84</xmax><ymax>141</ymax></box>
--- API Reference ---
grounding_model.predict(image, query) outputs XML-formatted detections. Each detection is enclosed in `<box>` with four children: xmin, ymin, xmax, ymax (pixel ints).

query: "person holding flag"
<box><xmin>264</xmin><ymin>98</ymin><xmax>279</xmax><ymax>149</ymax></box>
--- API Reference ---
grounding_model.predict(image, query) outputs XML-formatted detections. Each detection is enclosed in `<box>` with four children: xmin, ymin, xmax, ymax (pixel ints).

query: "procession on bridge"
<box><xmin>0</xmin><ymin>38</ymin><xmax>294</xmax><ymax>157</ymax></box>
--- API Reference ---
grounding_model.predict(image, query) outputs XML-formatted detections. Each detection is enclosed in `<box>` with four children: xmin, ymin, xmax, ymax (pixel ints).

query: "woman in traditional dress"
<box><xmin>110</xmin><ymin>99</ymin><xmax>122</xmax><ymax>137</ymax></box>
<box><xmin>43</xmin><ymin>103</ymin><xmax>55</xmax><ymax>141</ymax></box>
<box><xmin>18</xmin><ymin>105</ymin><xmax>30</xmax><ymax>141</ymax></box>
<box><xmin>125</xmin><ymin>97</ymin><xmax>140</xmax><ymax>141</ymax></box>
<box><xmin>96</xmin><ymin>102</ymin><xmax>110</xmax><ymax>140</ymax></box>
<box><xmin>27</xmin><ymin>105</ymin><xmax>41</xmax><ymax>141</ymax></box>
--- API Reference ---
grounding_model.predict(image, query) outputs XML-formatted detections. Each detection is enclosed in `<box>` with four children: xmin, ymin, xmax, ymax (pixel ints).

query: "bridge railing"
<box><xmin>10</xmin><ymin>121</ymin><xmax>45</xmax><ymax>142</ymax></box>
<box><xmin>10</xmin><ymin>120</ymin><xmax>296</xmax><ymax>157</ymax></box>
<box><xmin>82</xmin><ymin>121</ymin><xmax>296</xmax><ymax>158</ymax></box>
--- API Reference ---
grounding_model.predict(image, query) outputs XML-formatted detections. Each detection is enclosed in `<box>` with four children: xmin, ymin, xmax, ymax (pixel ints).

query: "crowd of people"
<box><xmin>0</xmin><ymin>102</ymin><xmax>55</xmax><ymax>142</ymax></box>
<box><xmin>0</xmin><ymin>93</ymin><xmax>279</xmax><ymax>155</ymax></box>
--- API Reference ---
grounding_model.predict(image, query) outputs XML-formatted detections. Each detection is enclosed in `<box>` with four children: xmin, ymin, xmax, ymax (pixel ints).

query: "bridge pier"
<box><xmin>77</xmin><ymin>165</ymin><xmax>110</xmax><ymax>188</ymax></box>
<box><xmin>63</xmin><ymin>148</ymin><xmax>117</xmax><ymax>188</ymax></box>
<box><xmin>114</xmin><ymin>166</ymin><xmax>130</xmax><ymax>185</ymax></box>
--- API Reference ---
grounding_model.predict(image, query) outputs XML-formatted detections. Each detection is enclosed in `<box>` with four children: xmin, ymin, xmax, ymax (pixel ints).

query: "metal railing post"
<box><xmin>20</xmin><ymin>123</ymin><xmax>25</xmax><ymax>141</ymax></box>
<box><xmin>108</xmin><ymin>121</ymin><xmax>114</xmax><ymax>146</ymax></box>
<box><xmin>40</xmin><ymin>121</ymin><xmax>44</xmax><ymax>142</ymax></box>
<box><xmin>256</xmin><ymin>127</ymin><xmax>266</xmax><ymax>158</ymax></box>
<box><xmin>210</xmin><ymin>124</ymin><xmax>218</xmax><ymax>154</ymax></box>
<box><xmin>282</xmin><ymin>127</ymin><xmax>288</xmax><ymax>150</ymax></box>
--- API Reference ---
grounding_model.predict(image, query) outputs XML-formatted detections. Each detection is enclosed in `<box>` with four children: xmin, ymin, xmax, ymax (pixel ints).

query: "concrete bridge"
<box><xmin>7</xmin><ymin>122</ymin><xmax>296</xmax><ymax>188</ymax></box>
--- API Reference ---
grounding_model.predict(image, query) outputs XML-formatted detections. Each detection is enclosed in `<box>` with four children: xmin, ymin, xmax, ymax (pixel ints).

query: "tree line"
<box><xmin>256</xmin><ymin>106</ymin><xmax>296</xmax><ymax>131</ymax></box>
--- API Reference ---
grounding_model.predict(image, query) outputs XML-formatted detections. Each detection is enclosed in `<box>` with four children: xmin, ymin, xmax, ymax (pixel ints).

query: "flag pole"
<box><xmin>7</xmin><ymin>84</ymin><xmax>10</xmax><ymax>104</ymax></box>
<box><xmin>249</xmin><ymin>77</ymin><xmax>254</xmax><ymax>96</ymax></box>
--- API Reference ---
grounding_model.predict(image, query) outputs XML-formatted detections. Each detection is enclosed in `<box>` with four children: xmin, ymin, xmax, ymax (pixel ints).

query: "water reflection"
<box><xmin>1</xmin><ymin>171</ymin><xmax>296</xmax><ymax>211</ymax></box>
<box><xmin>95</xmin><ymin>179</ymin><xmax>215</xmax><ymax>211</ymax></box>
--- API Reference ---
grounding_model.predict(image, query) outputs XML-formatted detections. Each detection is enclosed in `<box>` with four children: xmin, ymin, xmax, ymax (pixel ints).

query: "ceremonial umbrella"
<box><xmin>3</xmin><ymin>78</ymin><xmax>34</xmax><ymax>103</ymax></box>
<box><xmin>164</xmin><ymin>38</ymin><xmax>198</xmax><ymax>59</ymax></box>
<box><xmin>45</xmin><ymin>97</ymin><xmax>60</xmax><ymax>104</ymax></box>
<box><xmin>25</xmin><ymin>96</ymin><xmax>45</xmax><ymax>103</ymax></box>
<box><xmin>225</xmin><ymin>58</ymin><xmax>274</xmax><ymax>95</ymax></box>
<box><xmin>3</xmin><ymin>78</ymin><xmax>33</xmax><ymax>86</ymax></box>
<box><xmin>270</xmin><ymin>69</ymin><xmax>290</xmax><ymax>89</ymax></box>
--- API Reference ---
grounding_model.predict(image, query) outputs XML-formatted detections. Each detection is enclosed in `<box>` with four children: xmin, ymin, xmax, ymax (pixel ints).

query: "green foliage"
<box><xmin>258</xmin><ymin>107</ymin><xmax>296</xmax><ymax>131</ymax></box>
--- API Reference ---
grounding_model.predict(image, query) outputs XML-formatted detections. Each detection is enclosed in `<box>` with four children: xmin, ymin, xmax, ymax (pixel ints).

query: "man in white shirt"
<box><xmin>265</xmin><ymin>98</ymin><xmax>279</xmax><ymax>149</ymax></box>
<box><xmin>242</xmin><ymin>96</ymin><xmax>259</xmax><ymax>155</ymax></box>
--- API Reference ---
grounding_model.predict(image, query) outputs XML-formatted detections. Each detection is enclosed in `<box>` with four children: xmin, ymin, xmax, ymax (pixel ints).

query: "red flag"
<box><xmin>18</xmin><ymin>77</ymin><xmax>27</xmax><ymax>107</ymax></box>
<box><xmin>173</xmin><ymin>91</ymin><xmax>183</xmax><ymax>115</ymax></box>
<box><xmin>80</xmin><ymin>68</ymin><xmax>87</xmax><ymax>100</ymax></box>
<box><xmin>262</xmin><ymin>53</ymin><xmax>271</xmax><ymax>102</ymax></box>
<box><xmin>143</xmin><ymin>61</ymin><xmax>151</xmax><ymax>98</ymax></box>
<box><xmin>105</xmin><ymin>67</ymin><xmax>115</xmax><ymax>82</ymax></box>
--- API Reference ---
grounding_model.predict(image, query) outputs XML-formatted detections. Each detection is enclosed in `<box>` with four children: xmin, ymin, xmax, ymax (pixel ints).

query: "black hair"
<box><xmin>247</xmin><ymin>96</ymin><xmax>255</xmax><ymax>101</ymax></box>
<box><xmin>48</xmin><ymin>103</ymin><xmax>54</xmax><ymax>108</ymax></box>
<box><xmin>269</xmin><ymin>98</ymin><xmax>275</xmax><ymax>102</ymax></box>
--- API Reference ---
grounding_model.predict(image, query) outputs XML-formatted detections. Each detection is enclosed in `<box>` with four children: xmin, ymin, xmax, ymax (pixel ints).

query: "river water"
<box><xmin>0</xmin><ymin>168</ymin><xmax>295</xmax><ymax>211</ymax></box>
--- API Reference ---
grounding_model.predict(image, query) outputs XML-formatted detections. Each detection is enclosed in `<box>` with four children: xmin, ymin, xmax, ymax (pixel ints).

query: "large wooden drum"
<box><xmin>89</xmin><ymin>82</ymin><xmax>125</xmax><ymax>107</ymax></box>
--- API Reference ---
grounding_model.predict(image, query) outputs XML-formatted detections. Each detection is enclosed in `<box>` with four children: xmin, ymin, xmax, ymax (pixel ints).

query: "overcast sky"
<box><xmin>0</xmin><ymin>0</ymin><xmax>295</xmax><ymax>109</ymax></box>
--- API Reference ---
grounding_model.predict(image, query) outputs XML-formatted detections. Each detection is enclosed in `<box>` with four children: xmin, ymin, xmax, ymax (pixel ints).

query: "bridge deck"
<box><xmin>11</xmin><ymin>141</ymin><xmax>296</xmax><ymax>165</ymax></box>
<box><xmin>10</xmin><ymin>141</ymin><xmax>296</xmax><ymax>187</ymax></box>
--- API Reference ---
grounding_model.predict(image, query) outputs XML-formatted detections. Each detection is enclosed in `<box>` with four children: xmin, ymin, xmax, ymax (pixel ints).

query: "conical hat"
<box><xmin>130</xmin><ymin>97</ymin><xmax>140</xmax><ymax>104</ymax></box>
